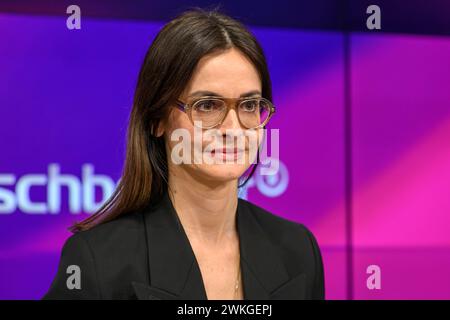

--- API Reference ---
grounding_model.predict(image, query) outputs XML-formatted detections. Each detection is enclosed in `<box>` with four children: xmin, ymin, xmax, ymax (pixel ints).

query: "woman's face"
<box><xmin>162</xmin><ymin>47</ymin><xmax>263</xmax><ymax>185</ymax></box>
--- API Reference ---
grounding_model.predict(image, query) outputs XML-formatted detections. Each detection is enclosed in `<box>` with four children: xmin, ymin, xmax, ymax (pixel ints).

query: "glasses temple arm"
<box><xmin>175</xmin><ymin>100</ymin><xmax>187</xmax><ymax>112</ymax></box>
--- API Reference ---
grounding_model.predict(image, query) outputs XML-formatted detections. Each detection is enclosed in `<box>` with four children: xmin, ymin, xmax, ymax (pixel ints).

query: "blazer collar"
<box><xmin>132</xmin><ymin>191</ymin><xmax>300</xmax><ymax>300</ymax></box>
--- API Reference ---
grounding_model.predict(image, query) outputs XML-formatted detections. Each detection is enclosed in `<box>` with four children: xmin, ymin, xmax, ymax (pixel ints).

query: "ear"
<box><xmin>153</xmin><ymin>120</ymin><xmax>165</xmax><ymax>138</ymax></box>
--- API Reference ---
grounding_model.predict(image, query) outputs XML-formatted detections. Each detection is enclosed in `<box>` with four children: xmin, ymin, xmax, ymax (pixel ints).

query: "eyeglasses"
<box><xmin>175</xmin><ymin>96</ymin><xmax>275</xmax><ymax>129</ymax></box>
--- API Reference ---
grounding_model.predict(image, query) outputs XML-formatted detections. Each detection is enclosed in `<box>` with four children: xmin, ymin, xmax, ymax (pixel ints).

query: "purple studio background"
<box><xmin>1</xmin><ymin>4</ymin><xmax>450</xmax><ymax>300</ymax></box>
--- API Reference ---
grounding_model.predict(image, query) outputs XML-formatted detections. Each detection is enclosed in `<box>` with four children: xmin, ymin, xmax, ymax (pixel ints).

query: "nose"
<box><xmin>218</xmin><ymin>108</ymin><xmax>247</xmax><ymax>148</ymax></box>
<box><xmin>220</xmin><ymin>108</ymin><xmax>242</xmax><ymax>131</ymax></box>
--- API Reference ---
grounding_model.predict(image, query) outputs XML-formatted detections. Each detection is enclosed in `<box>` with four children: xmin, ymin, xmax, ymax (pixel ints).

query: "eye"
<box><xmin>195</xmin><ymin>99</ymin><xmax>223</xmax><ymax>112</ymax></box>
<box><xmin>240</xmin><ymin>99</ymin><xmax>259</xmax><ymax>112</ymax></box>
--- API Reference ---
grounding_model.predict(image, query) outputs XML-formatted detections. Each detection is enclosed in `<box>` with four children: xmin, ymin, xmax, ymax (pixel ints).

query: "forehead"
<box><xmin>183</xmin><ymin>47</ymin><xmax>261</xmax><ymax>98</ymax></box>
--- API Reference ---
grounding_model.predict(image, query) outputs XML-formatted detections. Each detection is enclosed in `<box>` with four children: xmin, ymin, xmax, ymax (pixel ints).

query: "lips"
<box><xmin>213</xmin><ymin>148</ymin><xmax>245</xmax><ymax>154</ymax></box>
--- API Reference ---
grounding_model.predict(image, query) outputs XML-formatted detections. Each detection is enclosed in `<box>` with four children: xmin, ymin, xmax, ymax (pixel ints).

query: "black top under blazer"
<box><xmin>43</xmin><ymin>191</ymin><xmax>325</xmax><ymax>300</ymax></box>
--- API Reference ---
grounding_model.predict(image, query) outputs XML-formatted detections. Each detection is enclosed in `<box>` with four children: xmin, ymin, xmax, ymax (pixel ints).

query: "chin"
<box><xmin>195</xmin><ymin>163</ymin><xmax>250</xmax><ymax>183</ymax></box>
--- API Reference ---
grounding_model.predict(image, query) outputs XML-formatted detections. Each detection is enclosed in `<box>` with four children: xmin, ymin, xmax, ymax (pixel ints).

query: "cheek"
<box><xmin>166</xmin><ymin>109</ymin><xmax>191</xmax><ymax>132</ymax></box>
<box><xmin>164</xmin><ymin>111</ymin><xmax>196</xmax><ymax>157</ymax></box>
<box><xmin>246</xmin><ymin>129</ymin><xmax>264</xmax><ymax>157</ymax></box>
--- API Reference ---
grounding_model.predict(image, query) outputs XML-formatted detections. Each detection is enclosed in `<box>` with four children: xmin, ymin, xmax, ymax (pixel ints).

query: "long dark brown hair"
<box><xmin>70</xmin><ymin>8</ymin><xmax>273</xmax><ymax>232</ymax></box>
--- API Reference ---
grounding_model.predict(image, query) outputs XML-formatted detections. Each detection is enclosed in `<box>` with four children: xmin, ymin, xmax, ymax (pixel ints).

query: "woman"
<box><xmin>43</xmin><ymin>9</ymin><xmax>325</xmax><ymax>300</ymax></box>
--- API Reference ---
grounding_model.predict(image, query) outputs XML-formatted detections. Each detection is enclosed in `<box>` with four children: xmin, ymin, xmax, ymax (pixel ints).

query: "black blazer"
<box><xmin>43</xmin><ymin>192</ymin><xmax>325</xmax><ymax>300</ymax></box>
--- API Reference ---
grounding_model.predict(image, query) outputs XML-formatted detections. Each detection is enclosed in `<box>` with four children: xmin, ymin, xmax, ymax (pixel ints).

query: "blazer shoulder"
<box><xmin>43</xmin><ymin>210</ymin><xmax>148</xmax><ymax>299</ymax></box>
<box><xmin>238</xmin><ymin>197</ymin><xmax>316</xmax><ymax>245</ymax></box>
<box><xmin>238</xmin><ymin>198</ymin><xmax>322</xmax><ymax>270</ymax></box>
<box><xmin>74</xmin><ymin>210</ymin><xmax>145</xmax><ymax>247</ymax></box>
<box><xmin>239</xmin><ymin>198</ymin><xmax>325</xmax><ymax>299</ymax></box>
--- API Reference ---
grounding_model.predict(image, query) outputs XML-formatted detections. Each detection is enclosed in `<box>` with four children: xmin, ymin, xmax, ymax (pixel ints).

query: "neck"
<box><xmin>167</xmin><ymin>168</ymin><xmax>239</xmax><ymax>246</ymax></box>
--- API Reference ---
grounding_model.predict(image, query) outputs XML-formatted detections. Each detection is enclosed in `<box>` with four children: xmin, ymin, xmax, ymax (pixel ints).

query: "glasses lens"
<box><xmin>238</xmin><ymin>98</ymin><xmax>271</xmax><ymax>128</ymax></box>
<box><xmin>192</xmin><ymin>99</ymin><xmax>227</xmax><ymax>128</ymax></box>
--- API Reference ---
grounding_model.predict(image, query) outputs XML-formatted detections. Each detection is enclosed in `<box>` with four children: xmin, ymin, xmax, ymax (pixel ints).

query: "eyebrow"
<box><xmin>188</xmin><ymin>90</ymin><xmax>262</xmax><ymax>98</ymax></box>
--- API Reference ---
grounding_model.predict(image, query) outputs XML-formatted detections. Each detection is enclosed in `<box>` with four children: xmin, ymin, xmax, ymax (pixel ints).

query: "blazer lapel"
<box><xmin>132</xmin><ymin>192</ymin><xmax>307</xmax><ymax>300</ymax></box>
<box><xmin>135</xmin><ymin>191</ymin><xmax>207</xmax><ymax>300</ymax></box>
<box><xmin>237</xmin><ymin>199</ymin><xmax>307</xmax><ymax>300</ymax></box>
